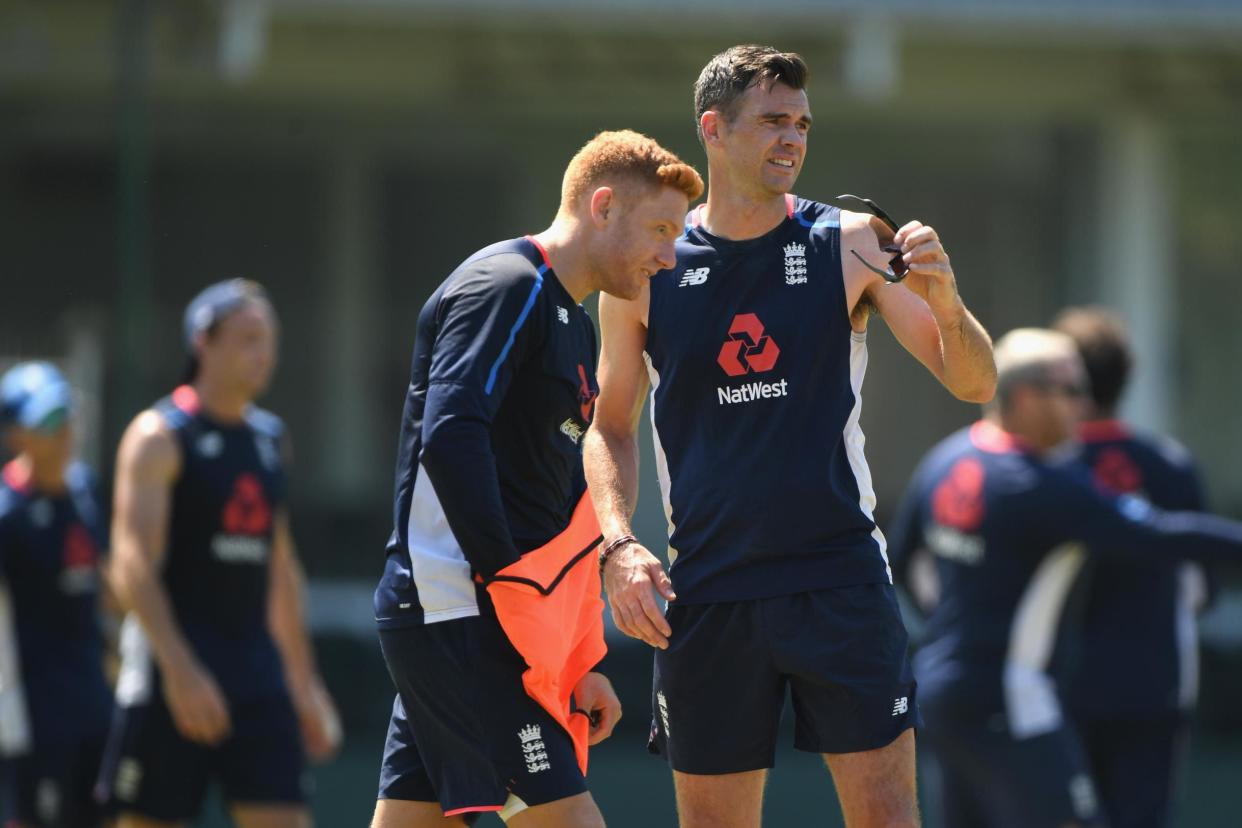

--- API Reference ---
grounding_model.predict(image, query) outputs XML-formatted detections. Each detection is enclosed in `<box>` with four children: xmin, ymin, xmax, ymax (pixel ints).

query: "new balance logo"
<box><xmin>196</xmin><ymin>432</ymin><xmax>223</xmax><ymax>458</ymax></box>
<box><xmin>519</xmin><ymin>724</ymin><xmax>550</xmax><ymax>773</ymax></box>
<box><xmin>656</xmin><ymin>691</ymin><xmax>672</xmax><ymax>739</ymax></box>
<box><xmin>556</xmin><ymin>306</ymin><xmax>570</xmax><ymax>325</ymax></box>
<box><xmin>892</xmin><ymin>697</ymin><xmax>909</xmax><ymax>716</ymax></box>
<box><xmin>679</xmin><ymin>267</ymin><xmax>710</xmax><ymax>287</ymax></box>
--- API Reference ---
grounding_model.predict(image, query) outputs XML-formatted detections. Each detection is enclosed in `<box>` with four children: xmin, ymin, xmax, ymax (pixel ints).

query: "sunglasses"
<box><xmin>833</xmin><ymin>194</ymin><xmax>908</xmax><ymax>284</ymax></box>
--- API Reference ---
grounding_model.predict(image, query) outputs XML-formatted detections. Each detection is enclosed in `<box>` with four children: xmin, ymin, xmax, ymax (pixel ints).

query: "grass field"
<box><xmin>193</xmin><ymin>717</ymin><xmax>1242</xmax><ymax>827</ymax></box>
<box><xmin>184</xmin><ymin>634</ymin><xmax>1242</xmax><ymax>826</ymax></box>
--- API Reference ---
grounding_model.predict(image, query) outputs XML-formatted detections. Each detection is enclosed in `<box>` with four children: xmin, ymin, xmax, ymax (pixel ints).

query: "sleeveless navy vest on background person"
<box><xmin>115</xmin><ymin>386</ymin><xmax>288</xmax><ymax>708</ymax></box>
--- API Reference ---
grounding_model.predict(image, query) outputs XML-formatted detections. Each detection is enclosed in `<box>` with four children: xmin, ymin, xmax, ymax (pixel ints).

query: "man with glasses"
<box><xmin>0</xmin><ymin>362</ymin><xmax>112</xmax><ymax>828</ymax></box>
<box><xmin>583</xmin><ymin>45</ymin><xmax>995</xmax><ymax>827</ymax></box>
<box><xmin>888</xmin><ymin>328</ymin><xmax>1242</xmax><ymax>828</ymax></box>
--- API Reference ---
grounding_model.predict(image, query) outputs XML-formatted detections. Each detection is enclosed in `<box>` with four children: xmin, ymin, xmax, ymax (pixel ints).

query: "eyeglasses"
<box><xmin>833</xmin><ymin>194</ymin><xmax>908</xmax><ymax>284</ymax></box>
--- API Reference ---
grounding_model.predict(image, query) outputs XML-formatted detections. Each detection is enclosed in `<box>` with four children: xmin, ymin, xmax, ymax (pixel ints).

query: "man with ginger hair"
<box><xmin>584</xmin><ymin>45</ymin><xmax>995</xmax><ymax>827</ymax></box>
<box><xmin>370</xmin><ymin>130</ymin><xmax>703</xmax><ymax>828</ymax></box>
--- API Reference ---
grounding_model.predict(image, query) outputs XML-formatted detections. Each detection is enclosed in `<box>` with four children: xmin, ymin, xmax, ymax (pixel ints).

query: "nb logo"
<box><xmin>679</xmin><ymin>267</ymin><xmax>710</xmax><ymax>287</ymax></box>
<box><xmin>556</xmin><ymin>306</ymin><xmax>570</xmax><ymax>325</ymax></box>
<box><xmin>892</xmin><ymin>697</ymin><xmax>909</xmax><ymax>716</ymax></box>
<box><xmin>717</xmin><ymin>313</ymin><xmax>780</xmax><ymax>377</ymax></box>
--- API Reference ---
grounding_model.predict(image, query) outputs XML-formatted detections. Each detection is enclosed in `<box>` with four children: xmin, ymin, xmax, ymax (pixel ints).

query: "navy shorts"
<box><xmin>921</xmin><ymin>696</ymin><xmax>1104</xmax><ymax>828</ymax></box>
<box><xmin>3</xmin><ymin>727</ymin><xmax>109</xmax><ymax>827</ymax></box>
<box><xmin>377</xmin><ymin>616</ymin><xmax>587</xmax><ymax>820</ymax></box>
<box><xmin>649</xmin><ymin>583</ymin><xmax>921</xmax><ymax>774</ymax></box>
<box><xmin>96</xmin><ymin>690</ymin><xmax>307</xmax><ymax>822</ymax></box>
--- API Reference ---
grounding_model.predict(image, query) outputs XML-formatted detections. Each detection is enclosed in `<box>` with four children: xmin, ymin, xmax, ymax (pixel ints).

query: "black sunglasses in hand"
<box><xmin>833</xmin><ymin>194</ymin><xmax>908</xmax><ymax>284</ymax></box>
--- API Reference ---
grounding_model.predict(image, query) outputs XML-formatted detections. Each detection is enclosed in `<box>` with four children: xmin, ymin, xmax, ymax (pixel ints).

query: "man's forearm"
<box><xmin>583</xmin><ymin>426</ymin><xmax>640</xmax><ymax>541</ymax></box>
<box><xmin>934</xmin><ymin>300</ymin><xmax>996</xmax><ymax>403</ymax></box>
<box><xmin>269</xmin><ymin>551</ymin><xmax>318</xmax><ymax>697</ymax></box>
<box><xmin>111</xmin><ymin>553</ymin><xmax>198</xmax><ymax>675</ymax></box>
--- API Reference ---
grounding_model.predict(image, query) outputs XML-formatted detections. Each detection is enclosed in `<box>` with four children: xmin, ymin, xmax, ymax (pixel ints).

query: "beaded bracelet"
<box><xmin>598</xmin><ymin>533</ymin><xmax>638</xmax><ymax>575</ymax></box>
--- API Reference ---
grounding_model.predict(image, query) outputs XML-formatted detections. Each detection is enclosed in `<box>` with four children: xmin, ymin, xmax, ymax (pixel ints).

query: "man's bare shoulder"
<box><xmin>117</xmin><ymin>409</ymin><xmax>181</xmax><ymax>478</ymax></box>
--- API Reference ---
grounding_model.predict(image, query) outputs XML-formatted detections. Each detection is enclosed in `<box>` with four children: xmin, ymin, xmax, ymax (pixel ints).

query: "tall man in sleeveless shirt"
<box><xmin>583</xmin><ymin>46</ymin><xmax>996</xmax><ymax>828</ymax></box>
<box><xmin>99</xmin><ymin>280</ymin><xmax>340</xmax><ymax>828</ymax></box>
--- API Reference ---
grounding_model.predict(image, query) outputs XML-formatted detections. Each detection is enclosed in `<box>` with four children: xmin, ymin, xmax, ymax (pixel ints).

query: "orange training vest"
<box><xmin>485</xmin><ymin>490</ymin><xmax>606</xmax><ymax>775</ymax></box>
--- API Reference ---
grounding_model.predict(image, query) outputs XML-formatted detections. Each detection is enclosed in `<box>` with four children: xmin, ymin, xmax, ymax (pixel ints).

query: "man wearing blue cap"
<box><xmin>0</xmin><ymin>361</ymin><xmax>112</xmax><ymax>828</ymax></box>
<box><xmin>97</xmin><ymin>280</ymin><xmax>340</xmax><ymax>828</ymax></box>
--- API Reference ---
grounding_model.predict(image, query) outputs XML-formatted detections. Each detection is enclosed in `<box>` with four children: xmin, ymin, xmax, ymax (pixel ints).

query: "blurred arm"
<box><xmin>268</xmin><ymin>508</ymin><xmax>341</xmax><ymax>762</ymax></box>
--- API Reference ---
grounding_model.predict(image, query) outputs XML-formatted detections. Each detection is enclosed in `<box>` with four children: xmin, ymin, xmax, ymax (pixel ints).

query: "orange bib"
<box><xmin>485</xmin><ymin>491</ymin><xmax>606</xmax><ymax>775</ymax></box>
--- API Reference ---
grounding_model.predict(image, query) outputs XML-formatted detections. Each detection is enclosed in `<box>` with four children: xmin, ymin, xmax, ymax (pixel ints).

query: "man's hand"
<box><xmin>162</xmin><ymin>658</ymin><xmax>231</xmax><ymax>746</ymax></box>
<box><xmin>292</xmin><ymin>674</ymin><xmax>343</xmax><ymax>763</ymax></box>
<box><xmin>603</xmin><ymin>541</ymin><xmax>676</xmax><ymax>649</ymax></box>
<box><xmin>893</xmin><ymin>221</ymin><xmax>962</xmax><ymax>320</ymax></box>
<box><xmin>574</xmin><ymin>671</ymin><xmax>622</xmax><ymax>746</ymax></box>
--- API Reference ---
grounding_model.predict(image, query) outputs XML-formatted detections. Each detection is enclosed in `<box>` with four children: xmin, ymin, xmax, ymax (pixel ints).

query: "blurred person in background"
<box><xmin>888</xmin><ymin>328</ymin><xmax>1242</xmax><ymax>828</ymax></box>
<box><xmin>585</xmin><ymin>44</ymin><xmax>994</xmax><ymax>828</ymax></box>
<box><xmin>369</xmin><ymin>130</ymin><xmax>701</xmax><ymax>828</ymax></box>
<box><xmin>97</xmin><ymin>280</ymin><xmax>340</xmax><ymax>828</ymax></box>
<box><xmin>0</xmin><ymin>361</ymin><xmax>112</xmax><ymax>828</ymax></box>
<box><xmin>1054</xmin><ymin>306</ymin><xmax>1208</xmax><ymax>828</ymax></box>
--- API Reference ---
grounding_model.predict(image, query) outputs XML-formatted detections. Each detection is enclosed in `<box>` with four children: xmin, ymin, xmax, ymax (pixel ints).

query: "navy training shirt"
<box><xmin>1066</xmin><ymin>420</ymin><xmax>1207</xmax><ymax>718</ymax></box>
<box><xmin>0</xmin><ymin>460</ymin><xmax>111</xmax><ymax>741</ymax></box>
<box><xmin>888</xmin><ymin>421</ymin><xmax>1242</xmax><ymax>740</ymax></box>
<box><xmin>115</xmin><ymin>386</ymin><xmax>289</xmax><ymax>707</ymax></box>
<box><xmin>374</xmin><ymin>236</ymin><xmax>599</xmax><ymax>629</ymax></box>
<box><xmin>644</xmin><ymin>195</ymin><xmax>890</xmax><ymax>604</ymax></box>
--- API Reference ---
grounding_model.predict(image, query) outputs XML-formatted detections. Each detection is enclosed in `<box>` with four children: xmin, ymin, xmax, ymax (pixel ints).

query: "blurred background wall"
<box><xmin>2</xmin><ymin>1</ymin><xmax>1241</xmax><ymax>824</ymax></box>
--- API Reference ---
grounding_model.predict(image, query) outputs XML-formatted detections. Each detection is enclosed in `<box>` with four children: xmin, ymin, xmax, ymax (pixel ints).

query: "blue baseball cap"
<box><xmin>183</xmin><ymin>279</ymin><xmax>268</xmax><ymax>351</ymax></box>
<box><xmin>0</xmin><ymin>362</ymin><xmax>73</xmax><ymax>432</ymax></box>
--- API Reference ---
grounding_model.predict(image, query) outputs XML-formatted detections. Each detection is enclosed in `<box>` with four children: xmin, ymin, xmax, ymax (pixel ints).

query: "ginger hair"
<box><xmin>560</xmin><ymin>130</ymin><xmax>703</xmax><ymax>211</ymax></box>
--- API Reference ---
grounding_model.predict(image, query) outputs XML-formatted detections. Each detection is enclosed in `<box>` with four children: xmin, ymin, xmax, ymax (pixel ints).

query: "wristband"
<box><xmin>598</xmin><ymin>533</ymin><xmax>638</xmax><ymax>575</ymax></box>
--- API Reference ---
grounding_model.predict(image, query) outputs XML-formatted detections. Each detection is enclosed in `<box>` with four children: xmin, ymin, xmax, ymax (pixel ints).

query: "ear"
<box><xmin>589</xmin><ymin>186</ymin><xmax>615</xmax><ymax>228</ymax></box>
<box><xmin>191</xmin><ymin>330</ymin><xmax>209</xmax><ymax>359</ymax></box>
<box><xmin>700</xmin><ymin>110</ymin><xmax>724</xmax><ymax>146</ymax></box>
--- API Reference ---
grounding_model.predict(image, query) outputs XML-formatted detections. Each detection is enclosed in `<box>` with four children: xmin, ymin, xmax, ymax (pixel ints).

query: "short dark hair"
<box><xmin>693</xmin><ymin>45</ymin><xmax>809</xmax><ymax>145</ymax></box>
<box><xmin>181</xmin><ymin>279</ymin><xmax>270</xmax><ymax>384</ymax></box>
<box><xmin>1052</xmin><ymin>306</ymin><xmax>1133</xmax><ymax>414</ymax></box>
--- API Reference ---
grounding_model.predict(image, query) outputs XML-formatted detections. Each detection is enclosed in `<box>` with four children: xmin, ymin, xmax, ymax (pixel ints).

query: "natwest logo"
<box><xmin>717</xmin><ymin>313</ymin><xmax>780</xmax><ymax>376</ymax></box>
<box><xmin>716</xmin><ymin>313</ymin><xmax>789</xmax><ymax>406</ymax></box>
